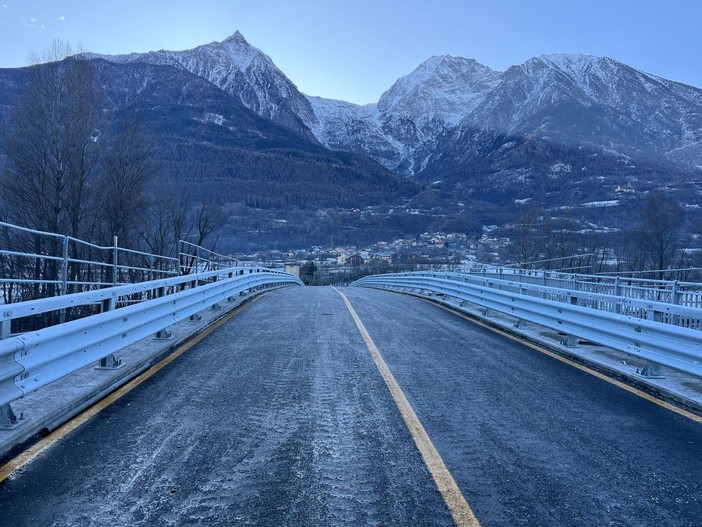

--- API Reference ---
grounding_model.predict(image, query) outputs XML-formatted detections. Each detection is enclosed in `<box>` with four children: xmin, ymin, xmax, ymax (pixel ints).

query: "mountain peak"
<box><xmin>223</xmin><ymin>30</ymin><xmax>248</xmax><ymax>45</ymax></box>
<box><xmin>377</xmin><ymin>55</ymin><xmax>501</xmax><ymax>122</ymax></box>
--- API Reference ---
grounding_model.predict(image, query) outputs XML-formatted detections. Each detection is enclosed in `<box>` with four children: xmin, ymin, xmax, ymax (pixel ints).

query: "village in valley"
<box><xmin>238</xmin><ymin>229</ymin><xmax>512</xmax><ymax>285</ymax></box>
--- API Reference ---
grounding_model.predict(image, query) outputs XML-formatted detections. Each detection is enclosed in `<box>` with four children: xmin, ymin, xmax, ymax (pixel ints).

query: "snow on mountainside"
<box><xmin>377</xmin><ymin>55</ymin><xmax>501</xmax><ymax>125</ymax></box>
<box><xmin>309</xmin><ymin>51</ymin><xmax>702</xmax><ymax>177</ymax></box>
<box><xmin>306</xmin><ymin>55</ymin><xmax>503</xmax><ymax>174</ymax></box>
<box><xmin>465</xmin><ymin>53</ymin><xmax>702</xmax><ymax>147</ymax></box>
<box><xmin>89</xmin><ymin>32</ymin><xmax>702</xmax><ymax>181</ymax></box>
<box><xmin>91</xmin><ymin>31</ymin><xmax>318</xmax><ymax>142</ymax></box>
<box><xmin>306</xmin><ymin>97</ymin><xmax>402</xmax><ymax>169</ymax></box>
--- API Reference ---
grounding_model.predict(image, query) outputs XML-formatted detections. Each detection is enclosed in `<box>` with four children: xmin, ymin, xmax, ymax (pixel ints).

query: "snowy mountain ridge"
<box><xmin>91</xmin><ymin>31</ymin><xmax>318</xmax><ymax>141</ymax></box>
<box><xmin>312</xmin><ymin>51</ymin><xmax>702</xmax><ymax>176</ymax></box>
<box><xmin>88</xmin><ymin>31</ymin><xmax>702</xmax><ymax>180</ymax></box>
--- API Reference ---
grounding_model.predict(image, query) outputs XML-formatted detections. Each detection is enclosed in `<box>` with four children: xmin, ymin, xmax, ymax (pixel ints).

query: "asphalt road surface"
<box><xmin>1</xmin><ymin>286</ymin><xmax>701</xmax><ymax>526</ymax></box>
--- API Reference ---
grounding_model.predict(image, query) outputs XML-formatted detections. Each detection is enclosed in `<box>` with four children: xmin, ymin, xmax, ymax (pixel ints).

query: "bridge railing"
<box><xmin>0</xmin><ymin>265</ymin><xmax>303</xmax><ymax>427</ymax></box>
<box><xmin>351</xmin><ymin>270</ymin><xmax>702</xmax><ymax>378</ymax></box>
<box><xmin>459</xmin><ymin>265</ymin><xmax>702</xmax><ymax>309</ymax></box>
<box><xmin>0</xmin><ymin>221</ymin><xmax>248</xmax><ymax>308</ymax></box>
<box><xmin>0</xmin><ymin>221</ymin><xmax>179</xmax><ymax>304</ymax></box>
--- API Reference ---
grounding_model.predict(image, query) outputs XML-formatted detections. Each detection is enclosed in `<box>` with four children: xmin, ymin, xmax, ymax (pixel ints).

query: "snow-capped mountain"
<box><xmin>306</xmin><ymin>55</ymin><xmax>503</xmax><ymax>174</ymax></box>
<box><xmin>305</xmin><ymin>97</ymin><xmax>401</xmax><ymax>168</ymax></box>
<box><xmin>91</xmin><ymin>31</ymin><xmax>318</xmax><ymax>142</ymax></box>
<box><xmin>309</xmin><ymin>52</ymin><xmax>702</xmax><ymax>178</ymax></box>
<box><xmin>464</xmin><ymin>54</ymin><xmax>702</xmax><ymax>148</ymax></box>
<box><xmin>89</xmin><ymin>33</ymin><xmax>702</xmax><ymax>181</ymax></box>
<box><xmin>4</xmin><ymin>31</ymin><xmax>702</xmax><ymax>248</ymax></box>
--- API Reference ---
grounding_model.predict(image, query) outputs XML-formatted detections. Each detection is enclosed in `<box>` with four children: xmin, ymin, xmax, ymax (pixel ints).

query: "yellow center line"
<box><xmin>0</xmin><ymin>294</ymin><xmax>266</xmax><ymax>483</ymax></box>
<box><xmin>425</xmin><ymin>298</ymin><xmax>702</xmax><ymax>424</ymax></box>
<box><xmin>334</xmin><ymin>288</ymin><xmax>481</xmax><ymax>527</ymax></box>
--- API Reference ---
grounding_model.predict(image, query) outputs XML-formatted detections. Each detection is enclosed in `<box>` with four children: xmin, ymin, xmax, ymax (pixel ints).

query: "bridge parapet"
<box><xmin>0</xmin><ymin>267</ymin><xmax>302</xmax><ymax>428</ymax></box>
<box><xmin>352</xmin><ymin>271</ymin><xmax>702</xmax><ymax>380</ymax></box>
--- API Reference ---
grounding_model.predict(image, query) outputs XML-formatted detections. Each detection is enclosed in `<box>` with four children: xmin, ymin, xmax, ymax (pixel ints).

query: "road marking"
<box><xmin>334</xmin><ymin>288</ymin><xmax>481</xmax><ymax>527</ymax></box>
<box><xmin>426</xmin><ymin>299</ymin><xmax>702</xmax><ymax>424</ymax></box>
<box><xmin>0</xmin><ymin>295</ymin><xmax>265</xmax><ymax>484</ymax></box>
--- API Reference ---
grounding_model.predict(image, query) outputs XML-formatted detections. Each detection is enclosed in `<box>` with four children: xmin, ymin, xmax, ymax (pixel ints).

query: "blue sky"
<box><xmin>0</xmin><ymin>0</ymin><xmax>700</xmax><ymax>104</ymax></box>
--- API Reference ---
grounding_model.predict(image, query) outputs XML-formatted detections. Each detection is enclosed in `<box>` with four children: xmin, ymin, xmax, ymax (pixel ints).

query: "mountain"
<box><xmin>305</xmin><ymin>55</ymin><xmax>502</xmax><ymax>175</ymax></box>
<box><xmin>89</xmin><ymin>32</ymin><xmax>702</xmax><ymax>187</ymax></box>
<box><xmin>3</xmin><ymin>32</ymin><xmax>702</xmax><ymax>250</ymax></box>
<box><xmin>309</xmin><ymin>53</ymin><xmax>702</xmax><ymax>180</ymax></box>
<box><xmin>88</xmin><ymin>58</ymin><xmax>417</xmax><ymax>209</ymax></box>
<box><xmin>463</xmin><ymin>54</ymin><xmax>702</xmax><ymax>155</ymax></box>
<box><xmin>0</xmin><ymin>50</ymin><xmax>420</xmax><ymax>250</ymax></box>
<box><xmin>415</xmin><ymin>54</ymin><xmax>702</xmax><ymax>211</ymax></box>
<box><xmin>90</xmin><ymin>31</ymin><xmax>319</xmax><ymax>142</ymax></box>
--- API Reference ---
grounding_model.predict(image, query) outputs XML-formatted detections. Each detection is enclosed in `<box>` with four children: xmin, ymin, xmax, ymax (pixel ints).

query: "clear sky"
<box><xmin>0</xmin><ymin>0</ymin><xmax>700</xmax><ymax>104</ymax></box>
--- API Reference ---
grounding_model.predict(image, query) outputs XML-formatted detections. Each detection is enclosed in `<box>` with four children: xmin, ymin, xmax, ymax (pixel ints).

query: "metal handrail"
<box><xmin>458</xmin><ymin>265</ymin><xmax>702</xmax><ymax>307</ymax></box>
<box><xmin>1</xmin><ymin>221</ymin><xmax>229</xmax><ymax>307</ymax></box>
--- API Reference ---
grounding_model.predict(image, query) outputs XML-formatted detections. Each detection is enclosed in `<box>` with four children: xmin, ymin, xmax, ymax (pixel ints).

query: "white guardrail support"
<box><xmin>352</xmin><ymin>271</ymin><xmax>702</xmax><ymax>380</ymax></box>
<box><xmin>0</xmin><ymin>266</ymin><xmax>302</xmax><ymax>428</ymax></box>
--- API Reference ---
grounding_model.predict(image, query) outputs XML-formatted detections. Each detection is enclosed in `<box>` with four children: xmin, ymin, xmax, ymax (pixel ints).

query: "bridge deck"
<box><xmin>1</xmin><ymin>286</ymin><xmax>701</xmax><ymax>526</ymax></box>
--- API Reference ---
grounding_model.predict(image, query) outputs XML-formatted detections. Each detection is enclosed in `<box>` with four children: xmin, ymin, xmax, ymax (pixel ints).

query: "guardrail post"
<box><xmin>59</xmin><ymin>236</ymin><xmax>69</xmax><ymax>323</ymax></box>
<box><xmin>96</xmin><ymin>354</ymin><xmax>123</xmax><ymax>370</ymax></box>
<box><xmin>212</xmin><ymin>273</ymin><xmax>222</xmax><ymax>309</ymax></box>
<box><xmin>101</xmin><ymin>297</ymin><xmax>116</xmax><ymax>313</ymax></box>
<box><xmin>0</xmin><ymin>403</ymin><xmax>20</xmax><ymax>429</ymax></box>
<box><xmin>227</xmin><ymin>271</ymin><xmax>236</xmax><ymax>301</ymax></box>
<box><xmin>0</xmin><ymin>317</ymin><xmax>17</xmax><ymax>425</ymax></box>
<box><xmin>671</xmin><ymin>281</ymin><xmax>680</xmax><ymax>326</ymax></box>
<box><xmin>1</xmin><ymin>312</ymin><xmax>19</xmax><ymax>429</ymax></box>
<box><xmin>1</xmin><ymin>315</ymin><xmax>10</xmax><ymax>340</ymax></box>
<box><xmin>96</xmin><ymin>292</ymin><xmax>123</xmax><ymax>369</ymax></box>
<box><xmin>562</xmin><ymin>334</ymin><xmax>578</xmax><ymax>347</ymax></box>
<box><xmin>112</xmin><ymin>236</ymin><xmax>119</xmax><ymax>286</ymax></box>
<box><xmin>645</xmin><ymin>305</ymin><xmax>663</xmax><ymax>323</ymax></box>
<box><xmin>154</xmin><ymin>286</ymin><xmax>173</xmax><ymax>339</ymax></box>
<box><xmin>639</xmin><ymin>361</ymin><xmax>665</xmax><ymax>379</ymax></box>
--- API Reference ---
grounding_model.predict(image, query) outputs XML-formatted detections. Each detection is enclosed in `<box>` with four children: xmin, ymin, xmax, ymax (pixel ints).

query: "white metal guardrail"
<box><xmin>0</xmin><ymin>266</ymin><xmax>302</xmax><ymax>426</ymax></box>
<box><xmin>457</xmin><ymin>265</ymin><xmax>702</xmax><ymax>309</ymax></box>
<box><xmin>0</xmin><ymin>220</ymin><xmax>245</xmax><ymax>306</ymax></box>
<box><xmin>351</xmin><ymin>271</ymin><xmax>702</xmax><ymax>378</ymax></box>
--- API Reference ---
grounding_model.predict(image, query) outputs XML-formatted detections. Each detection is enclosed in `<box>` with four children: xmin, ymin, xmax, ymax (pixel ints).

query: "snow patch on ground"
<box><xmin>197</xmin><ymin>113</ymin><xmax>225</xmax><ymax>126</ymax></box>
<box><xmin>581</xmin><ymin>200</ymin><xmax>620</xmax><ymax>208</ymax></box>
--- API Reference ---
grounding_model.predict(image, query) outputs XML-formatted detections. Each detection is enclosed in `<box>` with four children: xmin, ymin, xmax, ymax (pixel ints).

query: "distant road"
<box><xmin>1</xmin><ymin>287</ymin><xmax>700</xmax><ymax>526</ymax></box>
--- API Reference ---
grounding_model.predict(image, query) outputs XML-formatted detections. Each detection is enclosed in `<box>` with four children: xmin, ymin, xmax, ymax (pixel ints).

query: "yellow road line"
<box><xmin>334</xmin><ymin>288</ymin><xmax>481</xmax><ymax>527</ymax></box>
<box><xmin>426</xmin><ymin>299</ymin><xmax>702</xmax><ymax>424</ymax></box>
<box><xmin>0</xmin><ymin>295</ymin><xmax>265</xmax><ymax>483</ymax></box>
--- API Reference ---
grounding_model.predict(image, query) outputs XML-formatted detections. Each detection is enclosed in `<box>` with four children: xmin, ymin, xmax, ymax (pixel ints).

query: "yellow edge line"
<box><xmin>425</xmin><ymin>298</ymin><xmax>702</xmax><ymax>424</ymax></box>
<box><xmin>0</xmin><ymin>294</ymin><xmax>266</xmax><ymax>484</ymax></box>
<box><xmin>334</xmin><ymin>288</ymin><xmax>481</xmax><ymax>527</ymax></box>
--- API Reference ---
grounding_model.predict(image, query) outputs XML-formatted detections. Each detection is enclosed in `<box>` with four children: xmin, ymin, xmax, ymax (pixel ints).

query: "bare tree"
<box><xmin>142</xmin><ymin>178</ymin><xmax>190</xmax><ymax>258</ymax></box>
<box><xmin>1</xmin><ymin>40</ymin><xmax>102</xmax><ymax>238</ymax></box>
<box><xmin>95</xmin><ymin>111</ymin><xmax>158</xmax><ymax>246</ymax></box>
<box><xmin>0</xmin><ymin>40</ymin><xmax>103</xmax><ymax>298</ymax></box>
<box><xmin>637</xmin><ymin>192</ymin><xmax>684</xmax><ymax>278</ymax></box>
<box><xmin>509</xmin><ymin>208</ymin><xmax>541</xmax><ymax>267</ymax></box>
